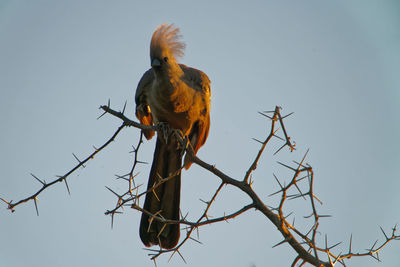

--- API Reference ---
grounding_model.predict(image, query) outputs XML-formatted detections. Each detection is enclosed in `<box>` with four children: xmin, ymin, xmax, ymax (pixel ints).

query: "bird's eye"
<box><xmin>163</xmin><ymin>57</ymin><xmax>168</xmax><ymax>62</ymax></box>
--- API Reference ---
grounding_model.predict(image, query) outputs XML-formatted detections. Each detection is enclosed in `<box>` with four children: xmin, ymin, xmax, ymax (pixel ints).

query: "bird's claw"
<box><xmin>171</xmin><ymin>130</ymin><xmax>188</xmax><ymax>155</ymax></box>
<box><xmin>156</xmin><ymin>122</ymin><xmax>171</xmax><ymax>144</ymax></box>
<box><xmin>180</xmin><ymin>136</ymin><xmax>189</xmax><ymax>157</ymax></box>
<box><xmin>156</xmin><ymin>123</ymin><xmax>187</xmax><ymax>154</ymax></box>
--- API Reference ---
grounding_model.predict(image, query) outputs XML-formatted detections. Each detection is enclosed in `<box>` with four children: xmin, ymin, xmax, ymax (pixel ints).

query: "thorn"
<box><xmin>312</xmin><ymin>193</ymin><xmax>323</xmax><ymax>205</ymax></box>
<box><xmin>379</xmin><ymin>226</ymin><xmax>389</xmax><ymax>240</ymax></box>
<box><xmin>64</xmin><ymin>179</ymin><xmax>71</xmax><ymax>195</ymax></box>
<box><xmin>287</xmin><ymin>193</ymin><xmax>306</xmax><ymax>201</ymax></box>
<box><xmin>327</xmin><ymin>252</ymin><xmax>334</xmax><ymax>266</ymax></box>
<box><xmin>292</xmin><ymin>183</ymin><xmax>306</xmax><ymax>200</ymax></box>
<box><xmin>130</xmin><ymin>145</ymin><xmax>138</xmax><ymax>153</ymax></box>
<box><xmin>105</xmin><ymin>186</ymin><xmax>121</xmax><ymax>198</ymax></box>
<box><xmin>296</xmin><ymin>149</ymin><xmax>309</xmax><ymax>171</ymax></box>
<box><xmin>33</xmin><ymin>197</ymin><xmax>39</xmax><ymax>216</ymax></box>
<box><xmin>72</xmin><ymin>153</ymin><xmax>85</xmax><ymax>168</ymax></box>
<box><xmin>30</xmin><ymin>173</ymin><xmax>45</xmax><ymax>185</ymax></box>
<box><xmin>270</xmin><ymin>183</ymin><xmax>286</xmax><ymax>198</ymax></box>
<box><xmin>392</xmin><ymin>224</ymin><xmax>398</xmax><ymax>235</ymax></box>
<box><xmin>325</xmin><ymin>234</ymin><xmax>328</xmax><ymax>249</ymax></box>
<box><xmin>273</xmin><ymin>134</ymin><xmax>285</xmax><ymax>142</ymax></box>
<box><xmin>157</xmin><ymin>224</ymin><xmax>167</xmax><ymax>238</ymax></box>
<box><xmin>111</xmin><ymin>213</ymin><xmax>115</xmax><ymax>229</ymax></box>
<box><xmin>284</xmin><ymin>211</ymin><xmax>293</xmax><ymax>219</ymax></box>
<box><xmin>176</xmin><ymin>249</ymin><xmax>186</xmax><ymax>264</ymax></box>
<box><xmin>258</xmin><ymin>111</ymin><xmax>273</xmax><ymax>119</ymax></box>
<box><xmin>115</xmin><ymin>173</ymin><xmax>130</xmax><ymax>181</ymax></box>
<box><xmin>152</xmin><ymin>184</ymin><xmax>160</xmax><ymax>202</ymax></box>
<box><xmin>130</xmin><ymin>172</ymin><xmax>140</xmax><ymax>182</ymax></box>
<box><xmin>199</xmin><ymin>198</ymin><xmax>209</xmax><ymax>205</ymax></box>
<box><xmin>376</xmin><ymin>251</ymin><xmax>380</xmax><ymax>261</ymax></box>
<box><xmin>97</xmin><ymin>110</ymin><xmax>107</xmax><ymax>120</ymax></box>
<box><xmin>303</xmin><ymin>213</ymin><xmax>314</xmax><ymax>219</ymax></box>
<box><xmin>122</xmin><ymin>100</ymin><xmax>127</xmax><ymax>114</ymax></box>
<box><xmin>369</xmin><ymin>239</ymin><xmax>378</xmax><ymax>251</ymax></box>
<box><xmin>147</xmin><ymin>210</ymin><xmax>163</xmax><ymax>233</ymax></box>
<box><xmin>295</xmin><ymin>174</ymin><xmax>309</xmax><ymax>183</ymax></box>
<box><xmin>252</xmin><ymin>138</ymin><xmax>264</xmax><ymax>144</ymax></box>
<box><xmin>293</xmin><ymin>160</ymin><xmax>306</xmax><ymax>169</ymax></box>
<box><xmin>249</xmin><ymin>175</ymin><xmax>254</xmax><ymax>187</ymax></box>
<box><xmin>273</xmin><ymin>143</ymin><xmax>287</xmax><ymax>155</ymax></box>
<box><xmin>370</xmin><ymin>251</ymin><xmax>380</xmax><ymax>261</ymax></box>
<box><xmin>272</xmin><ymin>238</ymin><xmax>288</xmax><ymax>248</ymax></box>
<box><xmin>273</xmin><ymin>174</ymin><xmax>284</xmax><ymax>189</ymax></box>
<box><xmin>318</xmin><ymin>214</ymin><xmax>332</xmax><ymax>218</ymax></box>
<box><xmin>181</xmin><ymin>211</ymin><xmax>189</xmax><ymax>221</ymax></box>
<box><xmin>143</xmin><ymin>247</ymin><xmax>162</xmax><ymax>253</ymax></box>
<box><xmin>262</xmin><ymin>110</ymin><xmax>276</xmax><ymax>114</ymax></box>
<box><xmin>333</xmin><ymin>252</ymin><xmax>342</xmax><ymax>265</ymax></box>
<box><xmin>327</xmin><ymin>241</ymin><xmax>342</xmax><ymax>250</ymax></box>
<box><xmin>281</xmin><ymin>112</ymin><xmax>294</xmax><ymax>119</ymax></box>
<box><xmin>349</xmin><ymin>234</ymin><xmax>353</xmax><ymax>254</ymax></box>
<box><xmin>277</xmin><ymin>161</ymin><xmax>296</xmax><ymax>172</ymax></box>
<box><xmin>188</xmin><ymin>236</ymin><xmax>203</xmax><ymax>245</ymax></box>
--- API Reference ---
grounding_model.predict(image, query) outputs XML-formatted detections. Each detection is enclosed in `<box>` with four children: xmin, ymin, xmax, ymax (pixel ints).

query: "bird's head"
<box><xmin>150</xmin><ymin>23</ymin><xmax>185</xmax><ymax>72</ymax></box>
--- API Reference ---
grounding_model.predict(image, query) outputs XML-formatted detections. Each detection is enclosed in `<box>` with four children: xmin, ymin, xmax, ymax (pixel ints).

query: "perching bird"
<box><xmin>135</xmin><ymin>24</ymin><xmax>211</xmax><ymax>249</ymax></box>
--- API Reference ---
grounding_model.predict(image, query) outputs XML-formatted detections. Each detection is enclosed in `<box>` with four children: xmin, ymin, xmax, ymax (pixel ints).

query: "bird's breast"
<box><xmin>149</xmin><ymin>85</ymin><xmax>193</xmax><ymax>135</ymax></box>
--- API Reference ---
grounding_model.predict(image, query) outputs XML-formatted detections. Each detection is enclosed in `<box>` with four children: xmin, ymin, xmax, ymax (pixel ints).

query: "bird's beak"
<box><xmin>151</xmin><ymin>58</ymin><xmax>161</xmax><ymax>68</ymax></box>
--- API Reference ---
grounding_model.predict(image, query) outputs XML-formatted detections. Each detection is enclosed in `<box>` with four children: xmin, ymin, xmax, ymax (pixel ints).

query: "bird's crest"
<box><xmin>150</xmin><ymin>23</ymin><xmax>186</xmax><ymax>59</ymax></box>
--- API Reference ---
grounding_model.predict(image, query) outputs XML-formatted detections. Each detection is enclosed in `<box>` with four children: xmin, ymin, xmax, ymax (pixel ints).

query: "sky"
<box><xmin>1</xmin><ymin>1</ymin><xmax>399</xmax><ymax>267</ymax></box>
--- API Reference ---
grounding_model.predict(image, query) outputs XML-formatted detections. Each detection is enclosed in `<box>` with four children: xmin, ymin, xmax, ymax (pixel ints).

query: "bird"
<box><xmin>135</xmin><ymin>23</ymin><xmax>211</xmax><ymax>249</ymax></box>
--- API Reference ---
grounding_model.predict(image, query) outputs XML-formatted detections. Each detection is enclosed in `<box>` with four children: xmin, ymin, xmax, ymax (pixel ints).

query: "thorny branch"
<box><xmin>1</xmin><ymin>123</ymin><xmax>125</xmax><ymax>214</ymax></box>
<box><xmin>2</xmin><ymin>103</ymin><xmax>399</xmax><ymax>266</ymax></box>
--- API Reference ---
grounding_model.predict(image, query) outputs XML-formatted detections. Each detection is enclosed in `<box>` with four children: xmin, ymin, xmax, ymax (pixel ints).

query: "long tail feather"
<box><xmin>139</xmin><ymin>136</ymin><xmax>182</xmax><ymax>249</ymax></box>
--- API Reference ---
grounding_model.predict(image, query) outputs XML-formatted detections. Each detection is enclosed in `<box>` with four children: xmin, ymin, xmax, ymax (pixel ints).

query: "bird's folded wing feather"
<box><xmin>180</xmin><ymin>64</ymin><xmax>211</xmax><ymax>168</ymax></box>
<box><xmin>135</xmin><ymin>69</ymin><xmax>155</xmax><ymax>139</ymax></box>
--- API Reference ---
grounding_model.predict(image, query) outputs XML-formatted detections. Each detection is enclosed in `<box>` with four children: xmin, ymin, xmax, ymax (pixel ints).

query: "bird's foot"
<box><xmin>156</xmin><ymin>122</ymin><xmax>171</xmax><ymax>143</ymax></box>
<box><xmin>171</xmin><ymin>129</ymin><xmax>188</xmax><ymax>155</ymax></box>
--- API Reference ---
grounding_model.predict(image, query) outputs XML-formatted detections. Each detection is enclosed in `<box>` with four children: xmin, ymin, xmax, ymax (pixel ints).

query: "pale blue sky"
<box><xmin>1</xmin><ymin>1</ymin><xmax>399</xmax><ymax>267</ymax></box>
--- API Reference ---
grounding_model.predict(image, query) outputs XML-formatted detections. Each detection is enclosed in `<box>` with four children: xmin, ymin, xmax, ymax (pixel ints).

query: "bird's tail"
<box><xmin>139</xmin><ymin>136</ymin><xmax>182</xmax><ymax>249</ymax></box>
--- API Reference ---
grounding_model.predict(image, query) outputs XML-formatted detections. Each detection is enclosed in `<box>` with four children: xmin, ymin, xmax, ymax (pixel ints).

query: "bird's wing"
<box><xmin>135</xmin><ymin>68</ymin><xmax>155</xmax><ymax>140</ymax></box>
<box><xmin>180</xmin><ymin>64</ymin><xmax>211</xmax><ymax>168</ymax></box>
